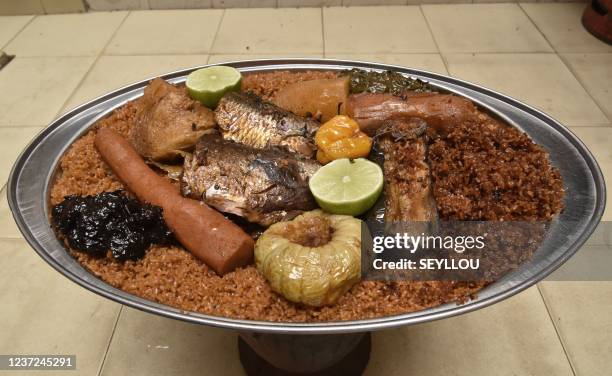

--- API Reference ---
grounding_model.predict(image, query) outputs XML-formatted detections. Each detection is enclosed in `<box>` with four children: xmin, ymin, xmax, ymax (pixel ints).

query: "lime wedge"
<box><xmin>186</xmin><ymin>66</ymin><xmax>242</xmax><ymax>108</ymax></box>
<box><xmin>309</xmin><ymin>158</ymin><xmax>383</xmax><ymax>216</ymax></box>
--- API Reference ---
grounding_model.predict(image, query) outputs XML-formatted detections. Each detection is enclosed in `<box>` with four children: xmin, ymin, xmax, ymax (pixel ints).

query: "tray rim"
<box><xmin>7</xmin><ymin>58</ymin><xmax>607</xmax><ymax>334</ymax></box>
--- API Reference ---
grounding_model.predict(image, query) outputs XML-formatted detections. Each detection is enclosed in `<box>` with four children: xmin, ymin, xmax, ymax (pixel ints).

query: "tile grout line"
<box><xmin>433</xmin><ymin>50</ymin><xmax>558</xmax><ymax>55</ymax></box>
<box><xmin>42</xmin><ymin>50</ymin><xmax>569</xmax><ymax>57</ymax></box>
<box><xmin>570</xmin><ymin>125</ymin><xmax>612</xmax><ymax>129</ymax></box>
<box><xmin>556</xmin><ymin>53</ymin><xmax>612</xmax><ymax>124</ymax></box>
<box><xmin>321</xmin><ymin>7</ymin><xmax>326</xmax><ymax>58</ymax></box>
<box><xmin>107</xmin><ymin>50</ymin><xmax>324</xmax><ymax>57</ymax></box>
<box><xmin>0</xmin><ymin>14</ymin><xmax>37</xmax><ymax>52</ymax></box>
<box><xmin>2</xmin><ymin>54</ymin><xmax>123</xmax><ymax>59</ymax></box>
<box><xmin>0</xmin><ymin>124</ymin><xmax>46</xmax><ymax>128</ymax></box>
<box><xmin>208</xmin><ymin>8</ymin><xmax>227</xmax><ymax>61</ymax></box>
<box><xmin>97</xmin><ymin>305</ymin><xmax>123</xmax><ymax>376</ymax></box>
<box><xmin>517</xmin><ymin>2</ymin><xmax>556</xmax><ymax>54</ymax></box>
<box><xmin>536</xmin><ymin>284</ymin><xmax>578</xmax><ymax>376</ymax></box>
<box><xmin>54</xmin><ymin>11</ymin><xmax>132</xmax><ymax>117</ymax></box>
<box><xmin>418</xmin><ymin>5</ymin><xmax>450</xmax><ymax>75</ymax></box>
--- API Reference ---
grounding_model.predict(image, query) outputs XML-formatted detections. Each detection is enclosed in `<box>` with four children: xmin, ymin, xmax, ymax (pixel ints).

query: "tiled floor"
<box><xmin>323</xmin><ymin>6</ymin><xmax>437</xmax><ymax>53</ymax></box>
<box><xmin>4</xmin><ymin>12</ymin><xmax>127</xmax><ymax>57</ymax></box>
<box><xmin>0</xmin><ymin>3</ymin><xmax>610</xmax><ymax>376</ymax></box>
<box><xmin>444</xmin><ymin>53</ymin><xmax>608</xmax><ymax>126</ymax></box>
<box><xmin>213</xmin><ymin>8</ymin><xmax>323</xmax><ymax>53</ymax></box>
<box><xmin>105</xmin><ymin>10</ymin><xmax>222</xmax><ymax>55</ymax></box>
<box><xmin>422</xmin><ymin>3</ymin><xmax>553</xmax><ymax>53</ymax></box>
<box><xmin>0</xmin><ymin>238</ymin><xmax>121</xmax><ymax>376</ymax></box>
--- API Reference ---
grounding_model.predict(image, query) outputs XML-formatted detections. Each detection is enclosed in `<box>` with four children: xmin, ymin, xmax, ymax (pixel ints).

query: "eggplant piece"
<box><xmin>376</xmin><ymin>119</ymin><xmax>438</xmax><ymax>223</ymax></box>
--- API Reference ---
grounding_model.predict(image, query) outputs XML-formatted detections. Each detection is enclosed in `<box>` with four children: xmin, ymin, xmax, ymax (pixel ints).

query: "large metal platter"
<box><xmin>7</xmin><ymin>59</ymin><xmax>606</xmax><ymax>334</ymax></box>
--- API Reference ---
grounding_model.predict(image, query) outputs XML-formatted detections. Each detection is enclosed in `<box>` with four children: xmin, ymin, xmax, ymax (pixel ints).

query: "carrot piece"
<box><xmin>94</xmin><ymin>127</ymin><xmax>254</xmax><ymax>275</ymax></box>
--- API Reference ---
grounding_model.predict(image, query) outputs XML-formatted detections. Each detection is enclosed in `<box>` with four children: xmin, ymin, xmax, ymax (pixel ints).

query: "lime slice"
<box><xmin>186</xmin><ymin>66</ymin><xmax>242</xmax><ymax>108</ymax></box>
<box><xmin>309</xmin><ymin>158</ymin><xmax>383</xmax><ymax>216</ymax></box>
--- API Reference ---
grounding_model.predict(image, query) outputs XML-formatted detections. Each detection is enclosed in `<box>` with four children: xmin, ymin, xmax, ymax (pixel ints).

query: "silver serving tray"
<box><xmin>7</xmin><ymin>59</ymin><xmax>606</xmax><ymax>334</ymax></box>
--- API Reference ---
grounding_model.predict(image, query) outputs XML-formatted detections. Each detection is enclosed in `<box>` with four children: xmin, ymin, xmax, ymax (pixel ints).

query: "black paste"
<box><xmin>52</xmin><ymin>190</ymin><xmax>173</xmax><ymax>261</ymax></box>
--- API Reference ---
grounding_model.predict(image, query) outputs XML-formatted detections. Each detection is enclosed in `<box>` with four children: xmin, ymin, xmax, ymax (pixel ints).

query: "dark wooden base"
<box><xmin>238</xmin><ymin>333</ymin><xmax>371</xmax><ymax>376</ymax></box>
<box><xmin>582</xmin><ymin>0</ymin><xmax>611</xmax><ymax>44</ymax></box>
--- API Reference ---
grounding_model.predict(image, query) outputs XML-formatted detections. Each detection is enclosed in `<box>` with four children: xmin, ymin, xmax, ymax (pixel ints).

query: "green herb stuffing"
<box><xmin>345</xmin><ymin>69</ymin><xmax>433</xmax><ymax>96</ymax></box>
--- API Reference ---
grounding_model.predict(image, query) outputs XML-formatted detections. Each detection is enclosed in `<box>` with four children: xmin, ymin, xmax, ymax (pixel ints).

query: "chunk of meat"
<box><xmin>130</xmin><ymin>78</ymin><xmax>216</xmax><ymax>161</ymax></box>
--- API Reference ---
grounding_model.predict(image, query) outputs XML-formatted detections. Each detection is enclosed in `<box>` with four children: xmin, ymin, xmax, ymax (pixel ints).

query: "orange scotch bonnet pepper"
<box><xmin>314</xmin><ymin>115</ymin><xmax>373</xmax><ymax>164</ymax></box>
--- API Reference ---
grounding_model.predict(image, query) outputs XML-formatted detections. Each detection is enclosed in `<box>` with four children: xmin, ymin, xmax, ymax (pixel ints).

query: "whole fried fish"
<box><xmin>181</xmin><ymin>134</ymin><xmax>320</xmax><ymax>227</ymax></box>
<box><xmin>215</xmin><ymin>92</ymin><xmax>319</xmax><ymax>158</ymax></box>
